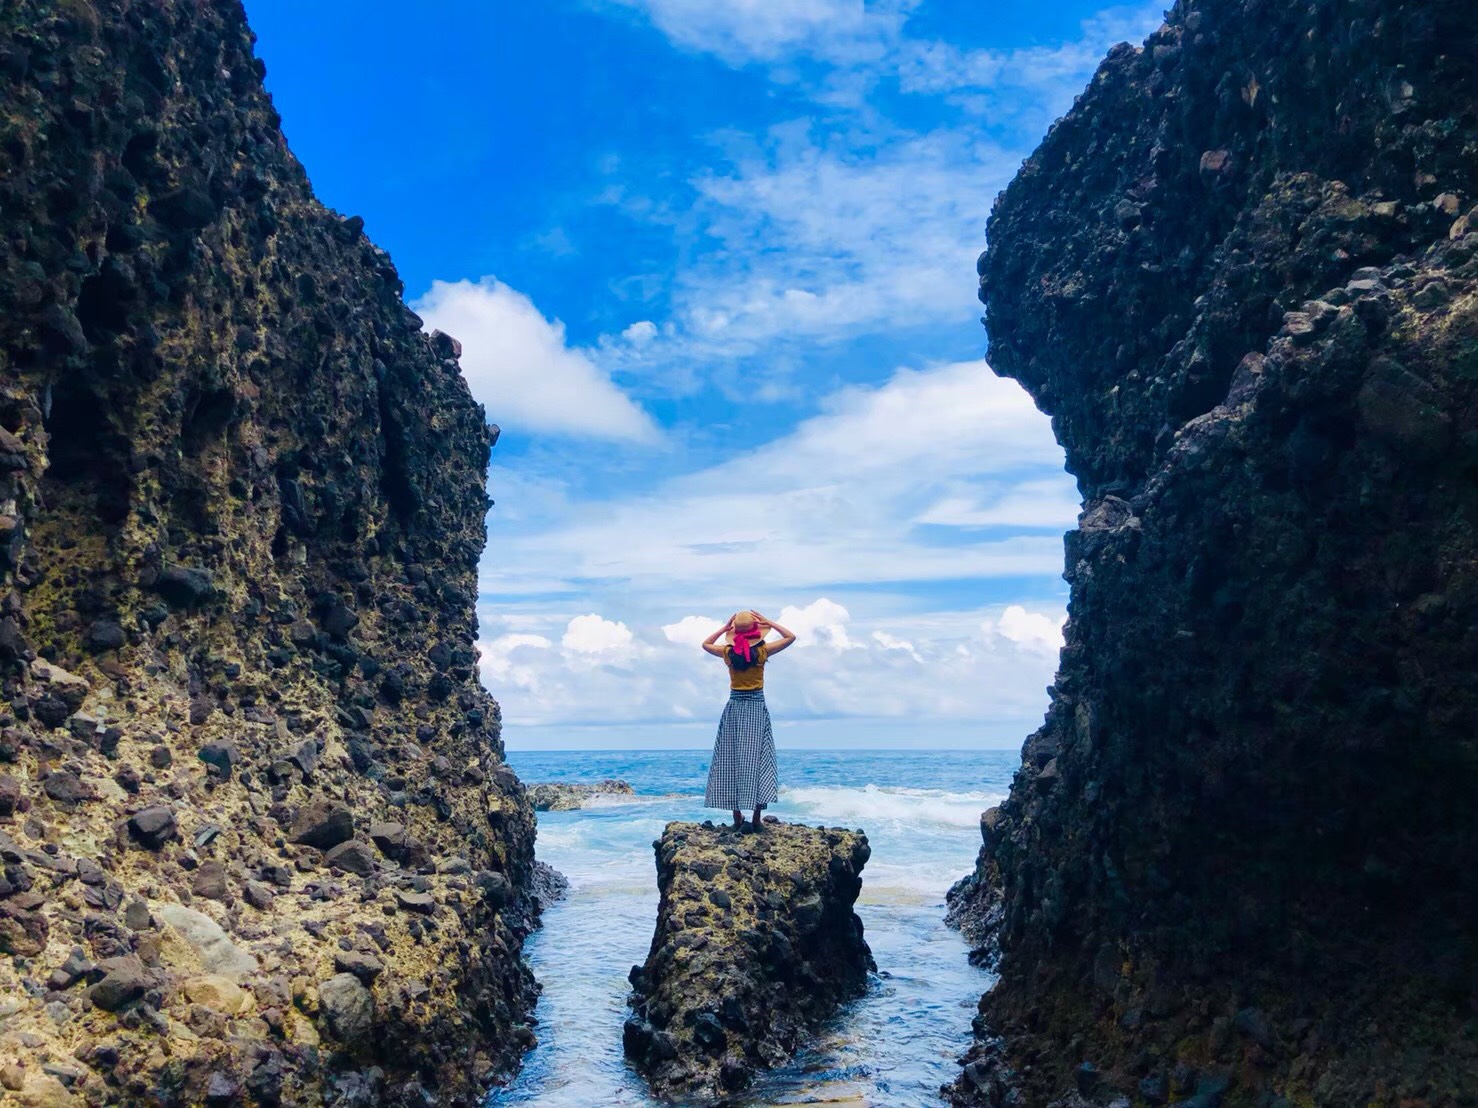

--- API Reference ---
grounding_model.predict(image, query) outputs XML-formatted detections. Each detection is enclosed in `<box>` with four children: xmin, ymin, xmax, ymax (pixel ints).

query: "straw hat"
<box><xmin>727</xmin><ymin>610</ymin><xmax>760</xmax><ymax>643</ymax></box>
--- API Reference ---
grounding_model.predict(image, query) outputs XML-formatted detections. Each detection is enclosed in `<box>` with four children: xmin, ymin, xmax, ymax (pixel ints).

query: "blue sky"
<box><xmin>243</xmin><ymin>0</ymin><xmax>1166</xmax><ymax>749</ymax></box>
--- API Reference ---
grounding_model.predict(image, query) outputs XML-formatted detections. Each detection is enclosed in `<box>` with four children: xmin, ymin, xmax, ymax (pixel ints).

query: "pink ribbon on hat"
<box><xmin>732</xmin><ymin>623</ymin><xmax>764</xmax><ymax>663</ymax></box>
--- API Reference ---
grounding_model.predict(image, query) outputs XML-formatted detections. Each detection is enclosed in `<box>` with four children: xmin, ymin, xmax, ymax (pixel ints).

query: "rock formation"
<box><xmin>526</xmin><ymin>779</ymin><xmax>634</xmax><ymax>812</ymax></box>
<box><xmin>0</xmin><ymin>2</ymin><xmax>538</xmax><ymax>1104</ymax></box>
<box><xmin>624</xmin><ymin>821</ymin><xmax>873</xmax><ymax>1101</ymax></box>
<box><xmin>949</xmin><ymin>1</ymin><xmax>1478</xmax><ymax>1105</ymax></box>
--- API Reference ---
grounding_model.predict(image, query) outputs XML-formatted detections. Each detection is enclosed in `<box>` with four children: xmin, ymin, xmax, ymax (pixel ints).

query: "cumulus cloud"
<box><xmin>621</xmin><ymin>320</ymin><xmax>659</xmax><ymax>344</ymax></box>
<box><xmin>413</xmin><ymin>277</ymin><xmax>658</xmax><ymax>442</ymax></box>
<box><xmin>777</xmin><ymin>598</ymin><xmax>857</xmax><ymax>649</ymax></box>
<box><xmin>479</xmin><ymin>599</ymin><xmax>1064</xmax><ymax>730</ymax></box>
<box><xmin>984</xmin><ymin>605</ymin><xmax>1067</xmax><ymax>657</ymax></box>
<box><xmin>662</xmin><ymin>615</ymin><xmax>724</xmax><ymax>645</ymax></box>
<box><xmin>561</xmin><ymin>614</ymin><xmax>636</xmax><ymax>654</ymax></box>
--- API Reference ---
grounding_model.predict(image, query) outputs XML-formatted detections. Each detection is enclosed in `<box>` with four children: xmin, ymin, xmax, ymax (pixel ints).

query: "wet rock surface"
<box><xmin>624</xmin><ymin>821</ymin><xmax>874</xmax><ymax>1103</ymax></box>
<box><xmin>526</xmin><ymin>779</ymin><xmax>634</xmax><ymax>811</ymax></box>
<box><xmin>0</xmin><ymin>1</ymin><xmax>539</xmax><ymax>1104</ymax></box>
<box><xmin>949</xmin><ymin>1</ymin><xmax>1478</xmax><ymax>1105</ymax></box>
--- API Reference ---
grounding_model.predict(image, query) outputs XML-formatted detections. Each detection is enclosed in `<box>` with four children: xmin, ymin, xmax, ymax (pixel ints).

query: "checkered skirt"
<box><xmin>704</xmin><ymin>689</ymin><xmax>779</xmax><ymax>810</ymax></box>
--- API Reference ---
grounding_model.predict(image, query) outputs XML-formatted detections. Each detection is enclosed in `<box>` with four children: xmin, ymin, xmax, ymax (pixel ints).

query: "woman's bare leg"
<box><xmin>751</xmin><ymin>804</ymin><xmax>765</xmax><ymax>828</ymax></box>
<box><xmin>732</xmin><ymin>809</ymin><xmax>744</xmax><ymax>828</ymax></box>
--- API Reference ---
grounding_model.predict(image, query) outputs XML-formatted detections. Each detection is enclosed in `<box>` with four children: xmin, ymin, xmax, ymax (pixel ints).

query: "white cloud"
<box><xmin>479</xmin><ymin>359</ymin><xmax>1073</xmax><ymax>605</ymax></box>
<box><xmin>585</xmin><ymin>3</ymin><xmax>1167</xmax><ymax>384</ymax></box>
<box><xmin>612</xmin><ymin>0</ymin><xmax>910</xmax><ymax>65</ymax></box>
<box><xmin>985</xmin><ymin>605</ymin><xmax>1067</xmax><ymax>657</ymax></box>
<box><xmin>872</xmin><ymin>630</ymin><xmax>921</xmax><ymax>662</ymax></box>
<box><xmin>662</xmin><ymin>615</ymin><xmax>724</xmax><ymax>645</ymax></box>
<box><xmin>621</xmin><ymin>319</ymin><xmax>658</xmax><ymax>344</ymax></box>
<box><xmin>626</xmin><ymin>128</ymin><xmax>1017</xmax><ymax>366</ymax></box>
<box><xmin>917</xmin><ymin>478</ymin><xmax>1080</xmax><ymax>529</ymax></box>
<box><xmin>561</xmin><ymin>614</ymin><xmax>635</xmax><ymax>654</ymax></box>
<box><xmin>479</xmin><ymin>599</ymin><xmax>1063</xmax><ymax>730</ymax></box>
<box><xmin>413</xmin><ymin>277</ymin><xmax>658</xmax><ymax>442</ymax></box>
<box><xmin>777</xmin><ymin>598</ymin><xmax>857</xmax><ymax>649</ymax></box>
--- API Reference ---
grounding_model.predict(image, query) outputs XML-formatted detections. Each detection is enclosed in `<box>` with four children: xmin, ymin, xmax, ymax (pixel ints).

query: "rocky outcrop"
<box><xmin>526</xmin><ymin>779</ymin><xmax>634</xmax><ymax>811</ymax></box>
<box><xmin>950</xmin><ymin>1</ymin><xmax>1478</xmax><ymax>1105</ymax></box>
<box><xmin>624</xmin><ymin>821</ymin><xmax>873</xmax><ymax>1102</ymax></box>
<box><xmin>0</xmin><ymin>2</ymin><xmax>537</xmax><ymax>1105</ymax></box>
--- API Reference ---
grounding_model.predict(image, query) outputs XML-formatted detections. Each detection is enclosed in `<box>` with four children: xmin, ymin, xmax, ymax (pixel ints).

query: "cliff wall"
<box><xmin>0</xmin><ymin>2</ymin><xmax>536</xmax><ymax>1105</ymax></box>
<box><xmin>951</xmin><ymin>1</ymin><xmax>1478</xmax><ymax>1104</ymax></box>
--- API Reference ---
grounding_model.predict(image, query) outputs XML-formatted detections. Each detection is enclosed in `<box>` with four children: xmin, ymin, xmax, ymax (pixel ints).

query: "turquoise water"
<box><xmin>488</xmin><ymin>748</ymin><xmax>1018</xmax><ymax>1107</ymax></box>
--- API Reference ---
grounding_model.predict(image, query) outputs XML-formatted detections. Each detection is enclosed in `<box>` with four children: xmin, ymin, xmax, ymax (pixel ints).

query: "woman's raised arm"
<box><xmin>756</xmin><ymin>613</ymin><xmax>797</xmax><ymax>655</ymax></box>
<box><xmin>702</xmin><ymin>618</ymin><xmax>733</xmax><ymax>657</ymax></box>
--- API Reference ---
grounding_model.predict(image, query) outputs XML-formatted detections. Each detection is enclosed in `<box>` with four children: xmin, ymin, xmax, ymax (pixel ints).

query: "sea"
<box><xmin>486</xmin><ymin>747</ymin><xmax>1020</xmax><ymax>1107</ymax></box>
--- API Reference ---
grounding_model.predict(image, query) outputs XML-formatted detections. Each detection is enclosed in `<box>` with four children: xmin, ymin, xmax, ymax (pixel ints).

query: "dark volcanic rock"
<box><xmin>624</xmin><ymin>821</ymin><xmax>873</xmax><ymax>1101</ymax></box>
<box><xmin>324</xmin><ymin>839</ymin><xmax>377</xmax><ymax>876</ymax></box>
<box><xmin>289</xmin><ymin>798</ymin><xmax>354</xmax><ymax>849</ymax></box>
<box><xmin>127</xmin><ymin>806</ymin><xmax>177</xmax><ymax>850</ymax></box>
<box><xmin>0</xmin><ymin>0</ymin><xmax>541</xmax><ymax>1104</ymax></box>
<box><xmin>526</xmin><ymin>779</ymin><xmax>634</xmax><ymax>811</ymax></box>
<box><xmin>949</xmin><ymin>2</ymin><xmax>1478</xmax><ymax>1106</ymax></box>
<box><xmin>317</xmin><ymin>971</ymin><xmax>374</xmax><ymax>1049</ymax></box>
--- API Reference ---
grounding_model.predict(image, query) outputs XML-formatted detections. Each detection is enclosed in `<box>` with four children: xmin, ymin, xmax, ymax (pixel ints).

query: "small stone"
<box><xmin>288</xmin><ymin>739</ymin><xmax>319</xmax><ymax>776</ymax></box>
<box><xmin>48</xmin><ymin>950</ymin><xmax>94</xmax><ymax>990</ymax></box>
<box><xmin>333</xmin><ymin>950</ymin><xmax>384</xmax><ymax>983</ymax></box>
<box><xmin>41</xmin><ymin>771</ymin><xmax>88</xmax><ymax>808</ymax></box>
<box><xmin>243</xmin><ymin>881</ymin><xmax>275</xmax><ymax>910</ymax></box>
<box><xmin>474</xmin><ymin>870</ymin><xmax>510</xmax><ymax>909</ymax></box>
<box><xmin>123</xmin><ymin>900</ymin><xmax>153</xmax><ymax>930</ymax></box>
<box><xmin>127</xmin><ymin>806</ymin><xmax>177</xmax><ymax>849</ymax></box>
<box><xmin>197</xmin><ymin>741</ymin><xmax>240</xmax><ymax>777</ymax></box>
<box><xmin>0</xmin><ymin>774</ymin><xmax>19</xmax><ymax>816</ymax></box>
<box><xmin>290</xmin><ymin>799</ymin><xmax>353</xmax><ymax>849</ymax></box>
<box><xmin>395</xmin><ymin>890</ymin><xmax>435</xmax><ymax>914</ymax></box>
<box><xmin>155</xmin><ymin>904</ymin><xmax>259</xmax><ymax>979</ymax></box>
<box><xmin>192</xmin><ymin>861</ymin><xmax>228</xmax><ymax>901</ymax></box>
<box><xmin>368</xmin><ymin>821</ymin><xmax>406</xmax><ymax>856</ymax></box>
<box><xmin>85</xmin><ymin>620</ymin><xmax>125</xmax><ymax>653</ymax></box>
<box><xmin>29</xmin><ymin>659</ymin><xmax>89</xmax><ymax>708</ymax></box>
<box><xmin>88</xmin><ymin>956</ymin><xmax>151</xmax><ymax>1011</ymax></box>
<box><xmin>323</xmin><ymin>840</ymin><xmax>376</xmax><ymax>876</ymax></box>
<box><xmin>1199</xmin><ymin>148</ymin><xmax>1232</xmax><ymax>176</ymax></box>
<box><xmin>317</xmin><ymin>972</ymin><xmax>373</xmax><ymax>1047</ymax></box>
<box><xmin>204</xmin><ymin>1072</ymin><xmax>240</xmax><ymax>1106</ymax></box>
<box><xmin>149</xmin><ymin>746</ymin><xmax>172</xmax><ymax>768</ymax></box>
<box><xmin>153</xmin><ymin>566</ymin><xmax>214</xmax><ymax>607</ymax></box>
<box><xmin>183</xmin><ymin>974</ymin><xmax>248</xmax><ymax>1015</ymax></box>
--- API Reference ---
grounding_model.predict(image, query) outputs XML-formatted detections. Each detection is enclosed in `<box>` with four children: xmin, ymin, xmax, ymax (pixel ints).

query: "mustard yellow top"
<box><xmin>726</xmin><ymin>642</ymin><xmax>768</xmax><ymax>690</ymax></box>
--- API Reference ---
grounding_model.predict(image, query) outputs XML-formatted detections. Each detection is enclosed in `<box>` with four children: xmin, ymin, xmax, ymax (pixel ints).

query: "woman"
<box><xmin>701</xmin><ymin>610</ymin><xmax>797</xmax><ymax>830</ymax></box>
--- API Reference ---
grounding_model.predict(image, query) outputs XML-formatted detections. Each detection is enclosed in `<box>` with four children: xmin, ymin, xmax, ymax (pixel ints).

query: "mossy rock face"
<box><xmin>0</xmin><ymin>1</ymin><xmax>538</xmax><ymax>1104</ymax></box>
<box><xmin>624</xmin><ymin>820</ymin><xmax>874</xmax><ymax>1102</ymax></box>
<box><xmin>949</xmin><ymin>0</ymin><xmax>1478</xmax><ymax>1105</ymax></box>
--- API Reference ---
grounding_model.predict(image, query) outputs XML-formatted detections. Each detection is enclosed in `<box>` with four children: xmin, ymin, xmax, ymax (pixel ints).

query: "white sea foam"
<box><xmin>777</xmin><ymin>783</ymin><xmax>1005</xmax><ymax>829</ymax></box>
<box><xmin>578</xmin><ymin>791</ymin><xmax>692</xmax><ymax>809</ymax></box>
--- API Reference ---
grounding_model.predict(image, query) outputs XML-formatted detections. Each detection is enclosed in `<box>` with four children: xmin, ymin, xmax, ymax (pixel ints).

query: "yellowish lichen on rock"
<box><xmin>0</xmin><ymin>1</ymin><xmax>542</xmax><ymax>1104</ymax></box>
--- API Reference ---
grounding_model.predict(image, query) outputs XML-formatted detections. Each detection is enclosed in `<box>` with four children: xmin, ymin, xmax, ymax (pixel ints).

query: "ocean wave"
<box><xmin>777</xmin><ymin>783</ymin><xmax>1005</xmax><ymax>829</ymax></box>
<box><xmin>578</xmin><ymin>791</ymin><xmax>693</xmax><ymax>809</ymax></box>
